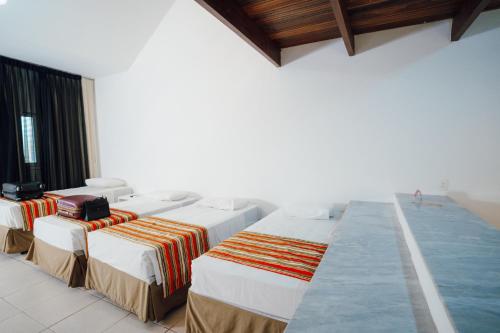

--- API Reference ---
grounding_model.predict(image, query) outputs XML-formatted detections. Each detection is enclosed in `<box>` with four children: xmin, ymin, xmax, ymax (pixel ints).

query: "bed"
<box><xmin>26</xmin><ymin>195</ymin><xmax>199</xmax><ymax>287</ymax></box>
<box><xmin>85</xmin><ymin>202</ymin><xmax>261</xmax><ymax>322</ymax></box>
<box><xmin>0</xmin><ymin>185</ymin><xmax>133</xmax><ymax>253</ymax></box>
<box><xmin>185</xmin><ymin>209</ymin><xmax>340</xmax><ymax>333</ymax></box>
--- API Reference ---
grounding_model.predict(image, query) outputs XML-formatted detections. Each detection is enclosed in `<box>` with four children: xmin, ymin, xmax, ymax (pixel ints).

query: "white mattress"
<box><xmin>190</xmin><ymin>210</ymin><xmax>339</xmax><ymax>322</ymax></box>
<box><xmin>0</xmin><ymin>185</ymin><xmax>133</xmax><ymax>229</ymax></box>
<box><xmin>88</xmin><ymin>204</ymin><xmax>261</xmax><ymax>284</ymax></box>
<box><xmin>34</xmin><ymin>196</ymin><xmax>198</xmax><ymax>254</ymax></box>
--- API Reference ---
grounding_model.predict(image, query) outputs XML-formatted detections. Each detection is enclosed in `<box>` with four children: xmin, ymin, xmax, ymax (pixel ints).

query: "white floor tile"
<box><xmin>0</xmin><ymin>258</ymin><xmax>32</xmax><ymax>277</ymax></box>
<box><xmin>25</xmin><ymin>287</ymin><xmax>100</xmax><ymax>327</ymax></box>
<box><xmin>0</xmin><ymin>298</ymin><xmax>21</xmax><ymax>323</ymax></box>
<box><xmin>8</xmin><ymin>252</ymin><xmax>26</xmax><ymax>261</ymax></box>
<box><xmin>0</xmin><ymin>313</ymin><xmax>45</xmax><ymax>333</ymax></box>
<box><xmin>0</xmin><ymin>262</ymin><xmax>51</xmax><ymax>297</ymax></box>
<box><xmin>0</xmin><ymin>252</ymin><xmax>14</xmax><ymax>263</ymax></box>
<box><xmin>0</xmin><ymin>254</ymin><xmax>185</xmax><ymax>333</ymax></box>
<box><xmin>50</xmin><ymin>299</ymin><xmax>129</xmax><ymax>333</ymax></box>
<box><xmin>104</xmin><ymin>314</ymin><xmax>166</xmax><ymax>333</ymax></box>
<box><xmin>5</xmin><ymin>277</ymin><xmax>71</xmax><ymax>311</ymax></box>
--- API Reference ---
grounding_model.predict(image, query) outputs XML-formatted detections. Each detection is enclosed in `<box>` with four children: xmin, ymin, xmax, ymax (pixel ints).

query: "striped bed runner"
<box><xmin>0</xmin><ymin>193</ymin><xmax>62</xmax><ymax>231</ymax></box>
<box><xmin>60</xmin><ymin>209</ymin><xmax>139</xmax><ymax>232</ymax></box>
<box><xmin>100</xmin><ymin>216</ymin><xmax>209</xmax><ymax>297</ymax></box>
<box><xmin>205</xmin><ymin>231</ymin><xmax>328</xmax><ymax>282</ymax></box>
<box><xmin>59</xmin><ymin>209</ymin><xmax>139</xmax><ymax>257</ymax></box>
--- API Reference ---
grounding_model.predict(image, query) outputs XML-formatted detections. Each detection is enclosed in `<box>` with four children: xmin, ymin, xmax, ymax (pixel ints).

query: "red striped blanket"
<box><xmin>0</xmin><ymin>193</ymin><xmax>62</xmax><ymax>231</ymax></box>
<box><xmin>100</xmin><ymin>216</ymin><xmax>209</xmax><ymax>297</ymax></box>
<box><xmin>205</xmin><ymin>231</ymin><xmax>328</xmax><ymax>282</ymax></box>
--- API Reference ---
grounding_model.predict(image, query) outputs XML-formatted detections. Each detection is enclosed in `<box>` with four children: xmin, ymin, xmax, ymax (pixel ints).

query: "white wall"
<box><xmin>95</xmin><ymin>1</ymin><xmax>500</xmax><ymax>219</ymax></box>
<box><xmin>0</xmin><ymin>0</ymin><xmax>174</xmax><ymax>77</ymax></box>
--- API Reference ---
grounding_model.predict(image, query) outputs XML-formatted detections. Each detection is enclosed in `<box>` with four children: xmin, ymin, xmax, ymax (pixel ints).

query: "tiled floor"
<box><xmin>0</xmin><ymin>252</ymin><xmax>186</xmax><ymax>333</ymax></box>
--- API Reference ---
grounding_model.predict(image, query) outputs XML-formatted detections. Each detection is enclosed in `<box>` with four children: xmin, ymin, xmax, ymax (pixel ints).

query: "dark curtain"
<box><xmin>0</xmin><ymin>58</ymin><xmax>41</xmax><ymax>184</ymax></box>
<box><xmin>0</xmin><ymin>56</ymin><xmax>89</xmax><ymax>190</ymax></box>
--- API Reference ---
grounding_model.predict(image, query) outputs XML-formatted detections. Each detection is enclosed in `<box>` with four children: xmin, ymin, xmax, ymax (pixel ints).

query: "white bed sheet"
<box><xmin>190</xmin><ymin>209</ymin><xmax>339</xmax><ymax>322</ymax></box>
<box><xmin>88</xmin><ymin>204</ymin><xmax>261</xmax><ymax>285</ymax></box>
<box><xmin>49</xmin><ymin>186</ymin><xmax>133</xmax><ymax>204</ymax></box>
<box><xmin>0</xmin><ymin>186</ymin><xmax>133</xmax><ymax>229</ymax></box>
<box><xmin>34</xmin><ymin>196</ymin><xmax>198</xmax><ymax>253</ymax></box>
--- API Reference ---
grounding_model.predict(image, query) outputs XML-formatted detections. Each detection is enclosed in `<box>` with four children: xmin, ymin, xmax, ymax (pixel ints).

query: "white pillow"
<box><xmin>198</xmin><ymin>197</ymin><xmax>248</xmax><ymax>211</ymax></box>
<box><xmin>145</xmin><ymin>191</ymin><xmax>188</xmax><ymax>201</ymax></box>
<box><xmin>85</xmin><ymin>178</ymin><xmax>126</xmax><ymax>188</ymax></box>
<box><xmin>283</xmin><ymin>204</ymin><xmax>331</xmax><ymax>220</ymax></box>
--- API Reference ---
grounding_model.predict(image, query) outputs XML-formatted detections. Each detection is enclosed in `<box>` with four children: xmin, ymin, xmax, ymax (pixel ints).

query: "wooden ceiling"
<box><xmin>195</xmin><ymin>0</ymin><xmax>500</xmax><ymax>66</ymax></box>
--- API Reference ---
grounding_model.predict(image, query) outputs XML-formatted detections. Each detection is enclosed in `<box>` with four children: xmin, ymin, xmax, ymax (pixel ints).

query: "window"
<box><xmin>21</xmin><ymin>115</ymin><xmax>37</xmax><ymax>164</ymax></box>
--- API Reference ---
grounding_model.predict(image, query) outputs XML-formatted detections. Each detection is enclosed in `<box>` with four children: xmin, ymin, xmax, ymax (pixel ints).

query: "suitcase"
<box><xmin>83</xmin><ymin>197</ymin><xmax>110</xmax><ymax>221</ymax></box>
<box><xmin>2</xmin><ymin>182</ymin><xmax>45</xmax><ymax>201</ymax></box>
<box><xmin>57</xmin><ymin>195</ymin><xmax>97</xmax><ymax>219</ymax></box>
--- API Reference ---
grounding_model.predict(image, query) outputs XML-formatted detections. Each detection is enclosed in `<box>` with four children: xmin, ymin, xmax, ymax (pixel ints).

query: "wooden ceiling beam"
<box><xmin>330</xmin><ymin>0</ymin><xmax>355</xmax><ymax>56</ymax></box>
<box><xmin>347</xmin><ymin>0</ymin><xmax>394</xmax><ymax>11</ymax></box>
<box><xmin>195</xmin><ymin>0</ymin><xmax>281</xmax><ymax>66</ymax></box>
<box><xmin>451</xmin><ymin>0</ymin><xmax>491</xmax><ymax>41</ymax></box>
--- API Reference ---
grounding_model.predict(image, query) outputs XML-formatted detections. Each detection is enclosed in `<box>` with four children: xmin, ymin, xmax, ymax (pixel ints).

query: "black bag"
<box><xmin>82</xmin><ymin>197</ymin><xmax>110</xmax><ymax>221</ymax></box>
<box><xmin>2</xmin><ymin>182</ymin><xmax>45</xmax><ymax>201</ymax></box>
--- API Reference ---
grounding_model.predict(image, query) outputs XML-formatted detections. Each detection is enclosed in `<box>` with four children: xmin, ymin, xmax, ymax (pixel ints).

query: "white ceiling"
<box><xmin>0</xmin><ymin>0</ymin><xmax>174</xmax><ymax>78</ymax></box>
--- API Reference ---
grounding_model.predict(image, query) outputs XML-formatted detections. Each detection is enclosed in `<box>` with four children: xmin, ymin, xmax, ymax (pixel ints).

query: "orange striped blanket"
<box><xmin>205</xmin><ymin>231</ymin><xmax>328</xmax><ymax>282</ymax></box>
<box><xmin>0</xmin><ymin>193</ymin><xmax>62</xmax><ymax>231</ymax></box>
<box><xmin>100</xmin><ymin>216</ymin><xmax>209</xmax><ymax>297</ymax></box>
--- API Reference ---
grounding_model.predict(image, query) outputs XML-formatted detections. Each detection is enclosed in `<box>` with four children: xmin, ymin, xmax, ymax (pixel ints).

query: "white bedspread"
<box><xmin>34</xmin><ymin>196</ymin><xmax>198</xmax><ymax>253</ymax></box>
<box><xmin>190</xmin><ymin>210</ymin><xmax>339</xmax><ymax>322</ymax></box>
<box><xmin>88</xmin><ymin>204</ymin><xmax>261</xmax><ymax>284</ymax></box>
<box><xmin>0</xmin><ymin>185</ymin><xmax>133</xmax><ymax>229</ymax></box>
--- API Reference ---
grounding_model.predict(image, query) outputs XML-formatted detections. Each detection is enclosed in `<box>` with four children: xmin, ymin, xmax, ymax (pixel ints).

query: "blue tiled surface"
<box><xmin>286</xmin><ymin>201</ymin><xmax>418</xmax><ymax>333</ymax></box>
<box><xmin>396</xmin><ymin>193</ymin><xmax>500</xmax><ymax>333</ymax></box>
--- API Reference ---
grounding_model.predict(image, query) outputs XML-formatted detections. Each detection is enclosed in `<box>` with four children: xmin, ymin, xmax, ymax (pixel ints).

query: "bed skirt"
<box><xmin>186</xmin><ymin>291</ymin><xmax>287</xmax><ymax>333</ymax></box>
<box><xmin>85</xmin><ymin>257</ymin><xmax>188</xmax><ymax>322</ymax></box>
<box><xmin>26</xmin><ymin>238</ymin><xmax>87</xmax><ymax>287</ymax></box>
<box><xmin>0</xmin><ymin>225</ymin><xmax>34</xmax><ymax>254</ymax></box>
